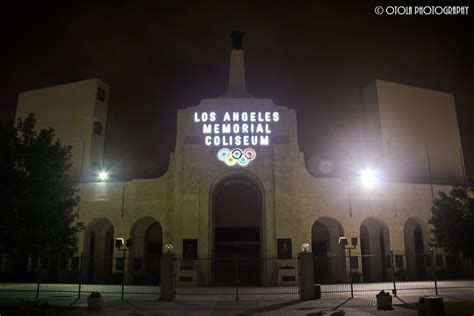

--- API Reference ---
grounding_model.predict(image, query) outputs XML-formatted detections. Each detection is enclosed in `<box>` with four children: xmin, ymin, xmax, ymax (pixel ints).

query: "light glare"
<box><xmin>359</xmin><ymin>168</ymin><xmax>378</xmax><ymax>187</ymax></box>
<box><xmin>98</xmin><ymin>170</ymin><xmax>109</xmax><ymax>182</ymax></box>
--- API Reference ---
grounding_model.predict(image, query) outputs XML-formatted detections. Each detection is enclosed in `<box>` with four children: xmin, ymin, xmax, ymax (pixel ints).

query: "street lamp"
<box><xmin>339</xmin><ymin>236</ymin><xmax>358</xmax><ymax>298</ymax></box>
<box><xmin>115</xmin><ymin>238</ymin><xmax>132</xmax><ymax>300</ymax></box>
<box><xmin>301</xmin><ymin>243</ymin><xmax>310</xmax><ymax>253</ymax></box>
<box><xmin>164</xmin><ymin>243</ymin><xmax>174</xmax><ymax>254</ymax></box>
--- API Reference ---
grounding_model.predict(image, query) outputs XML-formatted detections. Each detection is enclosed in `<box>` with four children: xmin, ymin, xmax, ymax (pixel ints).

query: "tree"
<box><xmin>0</xmin><ymin>114</ymin><xmax>83</xmax><ymax>271</ymax></box>
<box><xmin>430</xmin><ymin>178</ymin><xmax>474</xmax><ymax>258</ymax></box>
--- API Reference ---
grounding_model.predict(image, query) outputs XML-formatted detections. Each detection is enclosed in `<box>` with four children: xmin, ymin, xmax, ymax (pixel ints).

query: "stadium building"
<box><xmin>11</xmin><ymin>32</ymin><xmax>470</xmax><ymax>286</ymax></box>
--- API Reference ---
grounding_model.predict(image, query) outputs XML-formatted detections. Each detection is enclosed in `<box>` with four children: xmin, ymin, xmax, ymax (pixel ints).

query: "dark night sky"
<box><xmin>2</xmin><ymin>1</ymin><xmax>473</xmax><ymax>180</ymax></box>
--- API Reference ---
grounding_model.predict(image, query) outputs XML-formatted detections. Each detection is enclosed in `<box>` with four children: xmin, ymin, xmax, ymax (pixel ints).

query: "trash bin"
<box><xmin>376</xmin><ymin>291</ymin><xmax>393</xmax><ymax>310</ymax></box>
<box><xmin>17</xmin><ymin>299</ymin><xmax>40</xmax><ymax>316</ymax></box>
<box><xmin>314</xmin><ymin>284</ymin><xmax>321</xmax><ymax>299</ymax></box>
<box><xmin>417</xmin><ymin>296</ymin><xmax>445</xmax><ymax>316</ymax></box>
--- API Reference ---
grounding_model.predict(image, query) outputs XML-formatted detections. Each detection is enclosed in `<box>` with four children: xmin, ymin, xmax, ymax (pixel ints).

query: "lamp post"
<box><xmin>339</xmin><ymin>237</ymin><xmax>358</xmax><ymax>298</ymax></box>
<box><xmin>115</xmin><ymin>238</ymin><xmax>132</xmax><ymax>300</ymax></box>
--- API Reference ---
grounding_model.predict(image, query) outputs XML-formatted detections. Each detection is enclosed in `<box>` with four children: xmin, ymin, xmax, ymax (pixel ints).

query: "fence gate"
<box><xmin>174</xmin><ymin>257</ymin><xmax>300</xmax><ymax>301</ymax></box>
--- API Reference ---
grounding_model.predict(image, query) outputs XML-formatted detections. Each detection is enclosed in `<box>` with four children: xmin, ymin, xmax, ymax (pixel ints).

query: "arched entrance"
<box><xmin>83</xmin><ymin>218</ymin><xmax>114</xmax><ymax>283</ymax></box>
<box><xmin>130</xmin><ymin>217</ymin><xmax>163</xmax><ymax>285</ymax></box>
<box><xmin>212</xmin><ymin>172</ymin><xmax>263</xmax><ymax>285</ymax></box>
<box><xmin>311</xmin><ymin>217</ymin><xmax>346</xmax><ymax>283</ymax></box>
<box><xmin>360</xmin><ymin>217</ymin><xmax>391</xmax><ymax>282</ymax></box>
<box><xmin>404</xmin><ymin>217</ymin><xmax>430</xmax><ymax>280</ymax></box>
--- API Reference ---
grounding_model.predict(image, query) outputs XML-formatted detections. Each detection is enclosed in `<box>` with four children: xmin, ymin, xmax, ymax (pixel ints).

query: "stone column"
<box><xmin>159</xmin><ymin>253</ymin><xmax>175</xmax><ymax>301</ymax></box>
<box><xmin>298</xmin><ymin>252</ymin><xmax>315</xmax><ymax>300</ymax></box>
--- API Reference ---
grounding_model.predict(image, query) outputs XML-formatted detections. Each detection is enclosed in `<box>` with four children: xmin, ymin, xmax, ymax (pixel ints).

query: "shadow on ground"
<box><xmin>237</xmin><ymin>299</ymin><xmax>302</xmax><ymax>315</ymax></box>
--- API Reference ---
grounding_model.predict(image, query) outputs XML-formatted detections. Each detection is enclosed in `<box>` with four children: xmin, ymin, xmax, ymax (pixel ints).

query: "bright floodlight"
<box><xmin>98</xmin><ymin>170</ymin><xmax>109</xmax><ymax>182</ymax></box>
<box><xmin>359</xmin><ymin>168</ymin><xmax>378</xmax><ymax>187</ymax></box>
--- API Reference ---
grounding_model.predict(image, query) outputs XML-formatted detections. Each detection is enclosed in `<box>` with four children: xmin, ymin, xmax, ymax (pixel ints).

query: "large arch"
<box><xmin>82</xmin><ymin>218</ymin><xmax>114</xmax><ymax>284</ymax></box>
<box><xmin>404</xmin><ymin>217</ymin><xmax>430</xmax><ymax>280</ymax></box>
<box><xmin>360</xmin><ymin>217</ymin><xmax>391</xmax><ymax>282</ymax></box>
<box><xmin>210</xmin><ymin>170</ymin><xmax>264</xmax><ymax>285</ymax></box>
<box><xmin>311</xmin><ymin>217</ymin><xmax>346</xmax><ymax>283</ymax></box>
<box><xmin>129</xmin><ymin>217</ymin><xmax>163</xmax><ymax>285</ymax></box>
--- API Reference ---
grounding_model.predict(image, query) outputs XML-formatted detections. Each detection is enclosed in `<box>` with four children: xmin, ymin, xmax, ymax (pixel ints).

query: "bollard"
<box><xmin>159</xmin><ymin>253</ymin><xmax>176</xmax><ymax>301</ymax></box>
<box><xmin>298</xmin><ymin>252</ymin><xmax>315</xmax><ymax>300</ymax></box>
<box><xmin>314</xmin><ymin>284</ymin><xmax>321</xmax><ymax>299</ymax></box>
<box><xmin>417</xmin><ymin>296</ymin><xmax>445</xmax><ymax>316</ymax></box>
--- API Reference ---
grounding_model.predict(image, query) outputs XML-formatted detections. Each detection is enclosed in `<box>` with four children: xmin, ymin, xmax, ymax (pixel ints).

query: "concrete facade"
<box><xmin>11</xmin><ymin>36</ymin><xmax>470</xmax><ymax>285</ymax></box>
<box><xmin>15</xmin><ymin>78</ymin><xmax>110</xmax><ymax>182</ymax></box>
<box><xmin>364</xmin><ymin>80</ymin><xmax>465</xmax><ymax>184</ymax></box>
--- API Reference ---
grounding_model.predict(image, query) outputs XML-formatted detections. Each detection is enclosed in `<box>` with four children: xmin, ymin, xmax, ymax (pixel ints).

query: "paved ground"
<box><xmin>3</xmin><ymin>294</ymin><xmax>474</xmax><ymax>315</ymax></box>
<box><xmin>0</xmin><ymin>296</ymin><xmax>421</xmax><ymax>315</ymax></box>
<box><xmin>0</xmin><ymin>281</ymin><xmax>473</xmax><ymax>315</ymax></box>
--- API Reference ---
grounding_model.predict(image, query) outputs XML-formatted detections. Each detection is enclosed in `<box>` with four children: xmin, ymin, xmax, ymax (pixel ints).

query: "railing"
<box><xmin>174</xmin><ymin>257</ymin><xmax>299</xmax><ymax>301</ymax></box>
<box><xmin>0</xmin><ymin>254</ymin><xmax>161</xmax><ymax>300</ymax></box>
<box><xmin>0</xmin><ymin>252</ymin><xmax>473</xmax><ymax>301</ymax></box>
<box><xmin>314</xmin><ymin>251</ymin><xmax>474</xmax><ymax>298</ymax></box>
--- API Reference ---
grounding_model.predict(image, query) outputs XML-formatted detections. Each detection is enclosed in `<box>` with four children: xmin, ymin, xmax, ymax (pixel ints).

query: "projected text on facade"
<box><xmin>193</xmin><ymin>111</ymin><xmax>280</xmax><ymax>146</ymax></box>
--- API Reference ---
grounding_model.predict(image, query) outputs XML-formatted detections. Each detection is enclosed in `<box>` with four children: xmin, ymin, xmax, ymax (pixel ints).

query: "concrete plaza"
<box><xmin>0</xmin><ymin>280</ymin><xmax>473</xmax><ymax>315</ymax></box>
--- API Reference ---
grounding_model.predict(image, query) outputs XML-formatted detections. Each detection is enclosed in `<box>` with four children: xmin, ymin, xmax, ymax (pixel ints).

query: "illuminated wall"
<box><xmin>364</xmin><ymin>80</ymin><xmax>465</xmax><ymax>184</ymax></box>
<box><xmin>12</xmin><ymin>36</ymin><xmax>470</xmax><ymax>284</ymax></box>
<box><xmin>15</xmin><ymin>78</ymin><xmax>110</xmax><ymax>182</ymax></box>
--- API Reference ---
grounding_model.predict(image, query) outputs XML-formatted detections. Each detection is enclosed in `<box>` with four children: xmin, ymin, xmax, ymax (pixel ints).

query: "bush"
<box><xmin>394</xmin><ymin>268</ymin><xmax>407</xmax><ymax>281</ymax></box>
<box><xmin>349</xmin><ymin>271</ymin><xmax>362</xmax><ymax>283</ymax></box>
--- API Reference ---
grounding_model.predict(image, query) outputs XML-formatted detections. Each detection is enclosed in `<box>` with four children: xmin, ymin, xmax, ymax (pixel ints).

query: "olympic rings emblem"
<box><xmin>217</xmin><ymin>148</ymin><xmax>257</xmax><ymax>166</ymax></box>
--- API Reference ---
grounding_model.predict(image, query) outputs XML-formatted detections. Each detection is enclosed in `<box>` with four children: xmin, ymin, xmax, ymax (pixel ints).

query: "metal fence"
<box><xmin>314</xmin><ymin>251</ymin><xmax>474</xmax><ymax>298</ymax></box>
<box><xmin>0</xmin><ymin>255</ymin><xmax>161</xmax><ymax>299</ymax></box>
<box><xmin>174</xmin><ymin>257</ymin><xmax>299</xmax><ymax>301</ymax></box>
<box><xmin>0</xmin><ymin>252</ymin><xmax>473</xmax><ymax>301</ymax></box>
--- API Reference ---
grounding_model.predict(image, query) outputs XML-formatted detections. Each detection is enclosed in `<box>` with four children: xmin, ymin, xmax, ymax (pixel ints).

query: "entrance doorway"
<box><xmin>212</xmin><ymin>175</ymin><xmax>262</xmax><ymax>285</ymax></box>
<box><xmin>130</xmin><ymin>217</ymin><xmax>163</xmax><ymax>285</ymax></box>
<box><xmin>83</xmin><ymin>218</ymin><xmax>114</xmax><ymax>283</ymax></box>
<box><xmin>311</xmin><ymin>217</ymin><xmax>346</xmax><ymax>284</ymax></box>
<box><xmin>360</xmin><ymin>217</ymin><xmax>391</xmax><ymax>282</ymax></box>
<box><xmin>404</xmin><ymin>217</ymin><xmax>429</xmax><ymax>280</ymax></box>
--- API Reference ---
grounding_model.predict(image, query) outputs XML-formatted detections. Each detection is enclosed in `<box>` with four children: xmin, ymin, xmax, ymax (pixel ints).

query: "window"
<box><xmin>395</xmin><ymin>255</ymin><xmax>404</xmax><ymax>268</ymax></box>
<box><xmin>385</xmin><ymin>255</ymin><xmax>391</xmax><ymax>268</ymax></box>
<box><xmin>182</xmin><ymin>239</ymin><xmax>198</xmax><ymax>260</ymax></box>
<box><xmin>93</xmin><ymin>120</ymin><xmax>103</xmax><ymax>135</ymax></box>
<box><xmin>97</xmin><ymin>87</ymin><xmax>106</xmax><ymax>102</ymax></box>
